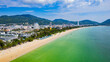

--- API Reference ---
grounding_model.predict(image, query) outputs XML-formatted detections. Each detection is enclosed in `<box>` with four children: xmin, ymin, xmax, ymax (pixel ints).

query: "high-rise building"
<box><xmin>49</xmin><ymin>22</ymin><xmax>52</xmax><ymax>28</ymax></box>
<box><xmin>77</xmin><ymin>21</ymin><xmax>79</xmax><ymax>26</ymax></box>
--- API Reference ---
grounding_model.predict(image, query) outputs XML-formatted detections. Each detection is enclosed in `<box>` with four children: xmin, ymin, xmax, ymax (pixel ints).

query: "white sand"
<box><xmin>0</xmin><ymin>28</ymin><xmax>84</xmax><ymax>62</ymax></box>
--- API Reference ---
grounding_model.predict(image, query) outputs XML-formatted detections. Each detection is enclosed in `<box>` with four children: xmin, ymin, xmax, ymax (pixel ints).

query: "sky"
<box><xmin>0</xmin><ymin>0</ymin><xmax>110</xmax><ymax>22</ymax></box>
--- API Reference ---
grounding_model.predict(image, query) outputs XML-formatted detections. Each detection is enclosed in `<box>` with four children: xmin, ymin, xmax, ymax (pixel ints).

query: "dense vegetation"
<box><xmin>101</xmin><ymin>19</ymin><xmax>110</xmax><ymax>25</ymax></box>
<box><xmin>0</xmin><ymin>14</ymin><xmax>102</xmax><ymax>25</ymax></box>
<box><xmin>53</xmin><ymin>19</ymin><xmax>77</xmax><ymax>25</ymax></box>
<box><xmin>0</xmin><ymin>26</ymin><xmax>81</xmax><ymax>50</ymax></box>
<box><xmin>0</xmin><ymin>14</ymin><xmax>51</xmax><ymax>25</ymax></box>
<box><xmin>79</xmin><ymin>20</ymin><xmax>99</xmax><ymax>25</ymax></box>
<box><xmin>0</xmin><ymin>14</ymin><xmax>110</xmax><ymax>25</ymax></box>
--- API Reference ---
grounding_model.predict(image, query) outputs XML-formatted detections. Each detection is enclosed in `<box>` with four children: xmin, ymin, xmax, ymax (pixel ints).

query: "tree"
<box><xmin>12</xmin><ymin>39</ymin><xmax>22</xmax><ymax>44</ymax></box>
<box><xmin>6</xmin><ymin>42</ymin><xmax>12</xmax><ymax>48</ymax></box>
<box><xmin>0</xmin><ymin>40</ymin><xmax>5</xmax><ymax>49</ymax></box>
<box><xmin>0</xmin><ymin>46</ymin><xmax>2</xmax><ymax>50</ymax></box>
<box><xmin>2</xmin><ymin>45</ymin><xmax>7</xmax><ymax>49</ymax></box>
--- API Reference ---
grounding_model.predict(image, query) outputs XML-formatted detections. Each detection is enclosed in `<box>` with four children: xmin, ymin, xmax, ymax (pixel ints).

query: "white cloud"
<box><xmin>0</xmin><ymin>0</ymin><xmax>106</xmax><ymax>8</ymax></box>
<box><xmin>0</xmin><ymin>0</ymin><xmax>30</xmax><ymax>7</ymax></box>
<box><xmin>49</xmin><ymin>0</ymin><xmax>110</xmax><ymax>22</ymax></box>
<box><xmin>25</xmin><ymin>10</ymin><xmax>34</xmax><ymax>12</ymax></box>
<box><xmin>22</xmin><ymin>0</ymin><xmax>57</xmax><ymax>5</ymax></box>
<box><xmin>63</xmin><ymin>0</ymin><xmax>75</xmax><ymax>3</ymax></box>
<box><xmin>0</xmin><ymin>0</ymin><xmax>109</xmax><ymax>22</ymax></box>
<box><xmin>0</xmin><ymin>0</ymin><xmax>109</xmax><ymax>13</ymax></box>
<box><xmin>53</xmin><ymin>0</ymin><xmax>110</xmax><ymax>14</ymax></box>
<box><xmin>0</xmin><ymin>0</ymin><xmax>57</xmax><ymax>8</ymax></box>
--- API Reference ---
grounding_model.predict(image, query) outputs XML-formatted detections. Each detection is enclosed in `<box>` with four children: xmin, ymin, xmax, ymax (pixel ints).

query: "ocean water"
<box><xmin>12</xmin><ymin>26</ymin><xmax>110</xmax><ymax>62</ymax></box>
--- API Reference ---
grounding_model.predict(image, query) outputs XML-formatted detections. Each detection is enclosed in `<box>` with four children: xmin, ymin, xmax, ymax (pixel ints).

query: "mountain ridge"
<box><xmin>0</xmin><ymin>14</ymin><xmax>51</xmax><ymax>25</ymax></box>
<box><xmin>0</xmin><ymin>14</ymin><xmax>109</xmax><ymax>25</ymax></box>
<box><xmin>101</xmin><ymin>19</ymin><xmax>110</xmax><ymax>25</ymax></box>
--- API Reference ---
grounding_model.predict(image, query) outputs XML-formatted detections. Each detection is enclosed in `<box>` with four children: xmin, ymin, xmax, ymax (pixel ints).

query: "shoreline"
<box><xmin>0</xmin><ymin>27</ymin><xmax>85</xmax><ymax>62</ymax></box>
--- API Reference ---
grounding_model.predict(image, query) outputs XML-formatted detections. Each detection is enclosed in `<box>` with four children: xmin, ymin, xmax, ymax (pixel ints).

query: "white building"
<box><xmin>0</xmin><ymin>34</ymin><xmax>18</xmax><ymax>42</ymax></box>
<box><xmin>34</xmin><ymin>23</ymin><xmax>40</xmax><ymax>29</ymax></box>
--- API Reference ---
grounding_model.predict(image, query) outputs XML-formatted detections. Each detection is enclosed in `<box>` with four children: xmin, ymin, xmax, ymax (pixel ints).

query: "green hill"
<box><xmin>79</xmin><ymin>20</ymin><xmax>99</xmax><ymax>25</ymax></box>
<box><xmin>0</xmin><ymin>14</ymin><xmax>101</xmax><ymax>25</ymax></box>
<box><xmin>53</xmin><ymin>19</ymin><xmax>77</xmax><ymax>25</ymax></box>
<box><xmin>101</xmin><ymin>19</ymin><xmax>110</xmax><ymax>25</ymax></box>
<box><xmin>0</xmin><ymin>14</ymin><xmax>51</xmax><ymax>25</ymax></box>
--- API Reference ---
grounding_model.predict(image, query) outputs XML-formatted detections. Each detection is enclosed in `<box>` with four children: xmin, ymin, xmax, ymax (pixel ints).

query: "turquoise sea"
<box><xmin>12</xmin><ymin>26</ymin><xmax>110</xmax><ymax>62</ymax></box>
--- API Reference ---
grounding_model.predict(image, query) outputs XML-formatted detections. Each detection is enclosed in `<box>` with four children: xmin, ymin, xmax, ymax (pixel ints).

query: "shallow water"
<box><xmin>12</xmin><ymin>26</ymin><xmax>110</xmax><ymax>62</ymax></box>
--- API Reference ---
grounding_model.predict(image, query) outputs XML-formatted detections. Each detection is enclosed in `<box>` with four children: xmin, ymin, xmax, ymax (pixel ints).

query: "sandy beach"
<box><xmin>0</xmin><ymin>27</ymin><xmax>84</xmax><ymax>62</ymax></box>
